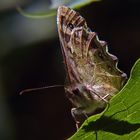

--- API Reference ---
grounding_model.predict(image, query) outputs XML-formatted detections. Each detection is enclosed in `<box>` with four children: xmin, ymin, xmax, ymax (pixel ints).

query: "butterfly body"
<box><xmin>57</xmin><ymin>6</ymin><xmax>127</xmax><ymax>127</ymax></box>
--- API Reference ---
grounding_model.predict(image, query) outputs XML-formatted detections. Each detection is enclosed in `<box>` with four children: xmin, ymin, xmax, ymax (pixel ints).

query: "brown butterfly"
<box><xmin>57</xmin><ymin>6</ymin><xmax>127</xmax><ymax>128</ymax></box>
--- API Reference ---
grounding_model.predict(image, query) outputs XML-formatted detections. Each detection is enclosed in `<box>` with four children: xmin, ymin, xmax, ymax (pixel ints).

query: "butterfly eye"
<box><xmin>68</xmin><ymin>23</ymin><xmax>74</xmax><ymax>30</ymax></box>
<box><xmin>73</xmin><ymin>88</ymin><xmax>80</xmax><ymax>96</ymax></box>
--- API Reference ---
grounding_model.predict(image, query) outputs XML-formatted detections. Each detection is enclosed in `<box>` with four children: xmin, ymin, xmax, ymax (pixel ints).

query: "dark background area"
<box><xmin>0</xmin><ymin>0</ymin><xmax>140</xmax><ymax>140</ymax></box>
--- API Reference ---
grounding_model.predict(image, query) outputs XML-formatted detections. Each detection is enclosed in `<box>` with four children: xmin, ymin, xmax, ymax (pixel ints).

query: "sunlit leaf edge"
<box><xmin>16</xmin><ymin>0</ymin><xmax>100</xmax><ymax>19</ymax></box>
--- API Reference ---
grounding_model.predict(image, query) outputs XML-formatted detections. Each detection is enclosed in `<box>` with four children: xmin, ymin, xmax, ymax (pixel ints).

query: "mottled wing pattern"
<box><xmin>57</xmin><ymin>6</ymin><xmax>127</xmax><ymax>121</ymax></box>
<box><xmin>57</xmin><ymin>6</ymin><xmax>87</xmax><ymax>85</ymax></box>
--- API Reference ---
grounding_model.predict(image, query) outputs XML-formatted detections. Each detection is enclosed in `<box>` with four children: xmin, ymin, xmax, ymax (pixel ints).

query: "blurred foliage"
<box><xmin>17</xmin><ymin>0</ymin><xmax>100</xmax><ymax>18</ymax></box>
<box><xmin>69</xmin><ymin>59</ymin><xmax>140</xmax><ymax>140</ymax></box>
<box><xmin>0</xmin><ymin>0</ymin><xmax>99</xmax><ymax>57</ymax></box>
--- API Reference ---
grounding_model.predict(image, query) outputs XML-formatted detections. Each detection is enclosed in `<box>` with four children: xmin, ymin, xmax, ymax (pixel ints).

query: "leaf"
<box><xmin>69</xmin><ymin>58</ymin><xmax>140</xmax><ymax>140</ymax></box>
<box><xmin>16</xmin><ymin>7</ymin><xmax>57</xmax><ymax>19</ymax></box>
<box><xmin>17</xmin><ymin>0</ymin><xmax>100</xmax><ymax>19</ymax></box>
<box><xmin>66</xmin><ymin>0</ymin><xmax>100</xmax><ymax>9</ymax></box>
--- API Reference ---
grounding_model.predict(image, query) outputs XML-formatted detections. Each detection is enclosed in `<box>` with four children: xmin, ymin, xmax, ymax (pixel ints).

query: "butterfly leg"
<box><xmin>71</xmin><ymin>108</ymin><xmax>88</xmax><ymax>129</ymax></box>
<box><xmin>71</xmin><ymin>108</ymin><xmax>81</xmax><ymax>129</ymax></box>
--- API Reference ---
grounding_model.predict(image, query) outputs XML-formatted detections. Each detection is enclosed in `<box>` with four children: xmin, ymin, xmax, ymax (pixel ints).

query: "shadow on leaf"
<box><xmin>83</xmin><ymin>116</ymin><xmax>140</xmax><ymax>135</ymax></box>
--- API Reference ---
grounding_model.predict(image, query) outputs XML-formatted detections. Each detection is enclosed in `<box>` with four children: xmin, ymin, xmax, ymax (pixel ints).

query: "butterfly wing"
<box><xmin>57</xmin><ymin>6</ymin><xmax>127</xmax><ymax>117</ymax></box>
<box><xmin>57</xmin><ymin>6</ymin><xmax>126</xmax><ymax>90</ymax></box>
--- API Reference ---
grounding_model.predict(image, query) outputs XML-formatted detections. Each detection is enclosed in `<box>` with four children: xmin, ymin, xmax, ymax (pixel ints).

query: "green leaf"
<box><xmin>69</xmin><ymin>58</ymin><xmax>140</xmax><ymax>140</ymax></box>
<box><xmin>17</xmin><ymin>0</ymin><xmax>100</xmax><ymax>19</ymax></box>
<box><xmin>66</xmin><ymin>0</ymin><xmax>100</xmax><ymax>9</ymax></box>
<box><xmin>16</xmin><ymin>7</ymin><xmax>57</xmax><ymax>19</ymax></box>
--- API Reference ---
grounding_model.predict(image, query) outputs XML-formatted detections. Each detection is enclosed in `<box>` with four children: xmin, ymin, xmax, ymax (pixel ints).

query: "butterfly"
<box><xmin>57</xmin><ymin>6</ymin><xmax>127</xmax><ymax>128</ymax></box>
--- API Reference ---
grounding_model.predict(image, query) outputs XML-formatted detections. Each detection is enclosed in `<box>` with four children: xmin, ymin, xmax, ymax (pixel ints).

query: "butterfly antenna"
<box><xmin>19</xmin><ymin>85</ymin><xmax>64</xmax><ymax>95</ymax></box>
